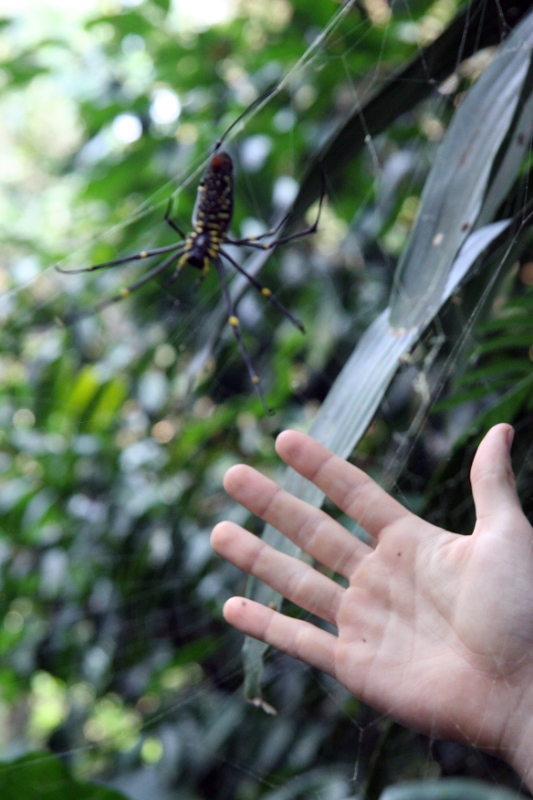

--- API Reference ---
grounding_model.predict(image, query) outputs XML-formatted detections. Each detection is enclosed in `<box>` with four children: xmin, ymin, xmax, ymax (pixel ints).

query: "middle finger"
<box><xmin>223</xmin><ymin>464</ymin><xmax>373</xmax><ymax>578</ymax></box>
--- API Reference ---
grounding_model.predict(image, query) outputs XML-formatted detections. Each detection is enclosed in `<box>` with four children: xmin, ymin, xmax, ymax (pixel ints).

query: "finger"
<box><xmin>211</xmin><ymin>521</ymin><xmax>343</xmax><ymax>625</ymax></box>
<box><xmin>223</xmin><ymin>464</ymin><xmax>372</xmax><ymax>577</ymax></box>
<box><xmin>471</xmin><ymin>423</ymin><xmax>522</xmax><ymax>522</ymax></box>
<box><xmin>276</xmin><ymin>430</ymin><xmax>412</xmax><ymax>539</ymax></box>
<box><xmin>223</xmin><ymin>596</ymin><xmax>337</xmax><ymax>677</ymax></box>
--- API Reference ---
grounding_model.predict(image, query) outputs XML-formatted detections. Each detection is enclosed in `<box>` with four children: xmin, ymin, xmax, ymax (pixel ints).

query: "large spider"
<box><xmin>57</xmin><ymin>103</ymin><xmax>325</xmax><ymax>410</ymax></box>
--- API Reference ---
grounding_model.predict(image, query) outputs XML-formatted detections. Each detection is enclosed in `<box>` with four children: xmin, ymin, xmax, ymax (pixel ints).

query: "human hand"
<box><xmin>211</xmin><ymin>424</ymin><xmax>533</xmax><ymax>784</ymax></box>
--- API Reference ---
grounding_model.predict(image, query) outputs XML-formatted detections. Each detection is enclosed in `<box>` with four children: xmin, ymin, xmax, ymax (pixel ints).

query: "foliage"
<box><xmin>1</xmin><ymin>0</ymin><xmax>533</xmax><ymax>798</ymax></box>
<box><xmin>0</xmin><ymin>752</ymin><xmax>128</xmax><ymax>800</ymax></box>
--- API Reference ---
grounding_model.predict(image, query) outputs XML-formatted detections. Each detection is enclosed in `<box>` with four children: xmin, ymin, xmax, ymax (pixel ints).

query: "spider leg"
<box><xmin>165</xmin><ymin>257</ymin><xmax>210</xmax><ymax>290</ymax></box>
<box><xmin>213</xmin><ymin>257</ymin><xmax>271</xmax><ymax>413</ymax></box>
<box><xmin>164</xmin><ymin>199</ymin><xmax>187</xmax><ymax>239</ymax></box>
<box><xmin>193</xmin><ymin>261</ymin><xmax>210</xmax><ymax>291</ymax></box>
<box><xmin>213</xmin><ymin>84</ymin><xmax>277</xmax><ymax>152</ymax></box>
<box><xmin>224</xmin><ymin>213</ymin><xmax>290</xmax><ymax>246</ymax></box>
<box><xmin>65</xmin><ymin>249</ymin><xmax>185</xmax><ymax>323</ymax></box>
<box><xmin>225</xmin><ymin>163</ymin><xmax>326</xmax><ymax>251</ymax></box>
<box><xmin>219</xmin><ymin>247</ymin><xmax>304</xmax><ymax>332</ymax></box>
<box><xmin>56</xmin><ymin>243</ymin><xmax>186</xmax><ymax>275</ymax></box>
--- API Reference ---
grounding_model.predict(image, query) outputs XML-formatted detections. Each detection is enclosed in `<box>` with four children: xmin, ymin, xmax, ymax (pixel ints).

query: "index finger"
<box><xmin>276</xmin><ymin>430</ymin><xmax>412</xmax><ymax>540</ymax></box>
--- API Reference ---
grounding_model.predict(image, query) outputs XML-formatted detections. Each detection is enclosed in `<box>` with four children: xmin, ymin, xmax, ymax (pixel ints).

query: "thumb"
<box><xmin>470</xmin><ymin>423</ymin><xmax>521</xmax><ymax>522</ymax></box>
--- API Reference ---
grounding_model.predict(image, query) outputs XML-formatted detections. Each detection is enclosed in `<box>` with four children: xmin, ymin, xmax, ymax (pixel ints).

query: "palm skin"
<box><xmin>211</xmin><ymin>424</ymin><xmax>533</xmax><ymax>783</ymax></box>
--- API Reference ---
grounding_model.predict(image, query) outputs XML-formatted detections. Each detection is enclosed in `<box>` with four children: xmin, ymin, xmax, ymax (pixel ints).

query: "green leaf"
<box><xmin>475</xmin><ymin>333</ymin><xmax>533</xmax><ymax>355</ymax></box>
<box><xmin>379</xmin><ymin>778</ymin><xmax>526</xmax><ymax>800</ymax></box>
<box><xmin>476</xmin><ymin>316</ymin><xmax>533</xmax><ymax>332</ymax></box>
<box><xmin>389</xmin><ymin>11</ymin><xmax>533</xmax><ymax>329</ymax></box>
<box><xmin>3</xmin><ymin>57</ymin><xmax>48</xmax><ymax>87</ymax></box>
<box><xmin>433</xmin><ymin>385</ymin><xmax>498</xmax><ymax>412</ymax></box>
<box><xmin>87</xmin><ymin>12</ymin><xmax>152</xmax><ymax>37</ymax></box>
<box><xmin>88</xmin><ymin>376</ymin><xmax>129</xmax><ymax>432</ymax></box>
<box><xmin>64</xmin><ymin>366</ymin><xmax>102</xmax><ymax>417</ymax></box>
<box><xmin>456</xmin><ymin>359</ymin><xmax>530</xmax><ymax>385</ymax></box>
<box><xmin>467</xmin><ymin>372</ymin><xmax>533</xmax><ymax>435</ymax></box>
<box><xmin>0</xmin><ymin>753</ymin><xmax>128</xmax><ymax>800</ymax></box>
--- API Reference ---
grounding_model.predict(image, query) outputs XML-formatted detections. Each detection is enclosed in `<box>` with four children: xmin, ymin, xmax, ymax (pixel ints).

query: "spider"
<box><xmin>57</xmin><ymin>99</ymin><xmax>325</xmax><ymax>411</ymax></box>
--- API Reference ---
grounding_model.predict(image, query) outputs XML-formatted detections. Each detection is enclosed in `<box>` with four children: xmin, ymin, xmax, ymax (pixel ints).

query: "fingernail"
<box><xmin>506</xmin><ymin>426</ymin><xmax>515</xmax><ymax>452</ymax></box>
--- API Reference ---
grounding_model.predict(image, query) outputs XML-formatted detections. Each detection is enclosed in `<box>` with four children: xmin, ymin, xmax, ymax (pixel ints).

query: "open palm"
<box><xmin>211</xmin><ymin>424</ymin><xmax>533</xmax><ymax>769</ymax></box>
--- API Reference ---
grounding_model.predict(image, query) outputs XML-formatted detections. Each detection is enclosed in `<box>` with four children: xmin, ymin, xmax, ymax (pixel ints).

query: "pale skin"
<box><xmin>211</xmin><ymin>423</ymin><xmax>533</xmax><ymax>787</ymax></box>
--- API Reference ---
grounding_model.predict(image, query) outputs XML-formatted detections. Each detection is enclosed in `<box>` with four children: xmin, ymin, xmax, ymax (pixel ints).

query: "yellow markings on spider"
<box><xmin>261</xmin><ymin>288</ymin><xmax>272</xmax><ymax>298</ymax></box>
<box><xmin>229</xmin><ymin>315</ymin><xmax>239</xmax><ymax>327</ymax></box>
<box><xmin>120</xmin><ymin>288</ymin><xmax>131</xmax><ymax>297</ymax></box>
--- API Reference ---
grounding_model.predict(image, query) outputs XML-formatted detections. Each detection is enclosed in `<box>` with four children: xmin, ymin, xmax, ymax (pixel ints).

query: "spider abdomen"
<box><xmin>192</xmin><ymin>151</ymin><xmax>234</xmax><ymax>239</ymax></box>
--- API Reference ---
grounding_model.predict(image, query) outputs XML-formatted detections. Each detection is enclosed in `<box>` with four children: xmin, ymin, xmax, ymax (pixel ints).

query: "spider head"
<box><xmin>209</xmin><ymin>150</ymin><xmax>233</xmax><ymax>173</ymax></box>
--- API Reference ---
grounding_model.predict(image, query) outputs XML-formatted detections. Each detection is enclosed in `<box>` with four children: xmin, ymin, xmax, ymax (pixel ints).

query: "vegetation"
<box><xmin>1</xmin><ymin>0</ymin><xmax>533</xmax><ymax>797</ymax></box>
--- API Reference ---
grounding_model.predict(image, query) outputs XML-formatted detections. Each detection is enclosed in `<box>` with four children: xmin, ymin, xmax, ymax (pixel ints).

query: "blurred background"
<box><xmin>1</xmin><ymin>0</ymin><xmax>533</xmax><ymax>797</ymax></box>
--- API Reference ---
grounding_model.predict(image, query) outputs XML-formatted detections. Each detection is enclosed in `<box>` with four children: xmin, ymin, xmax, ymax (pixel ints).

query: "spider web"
<box><xmin>0</xmin><ymin>0</ymin><xmax>532</xmax><ymax>797</ymax></box>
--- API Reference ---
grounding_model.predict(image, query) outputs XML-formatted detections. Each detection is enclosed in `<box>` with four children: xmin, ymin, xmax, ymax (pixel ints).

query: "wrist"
<box><xmin>497</xmin><ymin>684</ymin><xmax>533</xmax><ymax>788</ymax></box>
